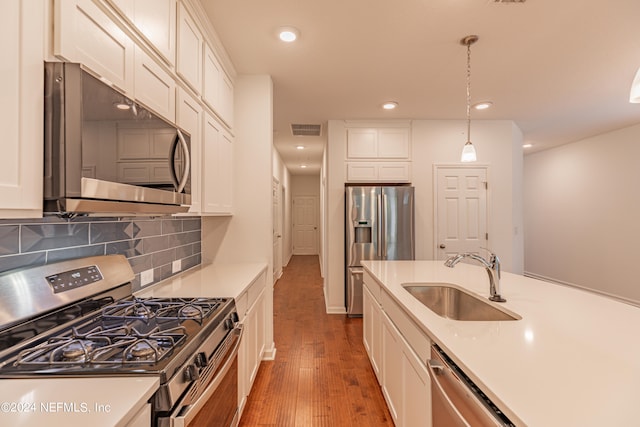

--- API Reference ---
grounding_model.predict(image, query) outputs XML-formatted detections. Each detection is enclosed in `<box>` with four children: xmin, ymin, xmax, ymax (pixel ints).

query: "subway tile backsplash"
<box><xmin>0</xmin><ymin>215</ymin><xmax>201</xmax><ymax>291</ymax></box>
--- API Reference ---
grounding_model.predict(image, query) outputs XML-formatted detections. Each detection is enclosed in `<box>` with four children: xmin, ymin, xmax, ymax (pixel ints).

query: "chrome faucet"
<box><xmin>444</xmin><ymin>251</ymin><xmax>506</xmax><ymax>302</ymax></box>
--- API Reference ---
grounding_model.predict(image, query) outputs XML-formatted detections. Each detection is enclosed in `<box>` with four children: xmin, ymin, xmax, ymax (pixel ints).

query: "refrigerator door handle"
<box><xmin>382</xmin><ymin>192</ymin><xmax>388</xmax><ymax>258</ymax></box>
<box><xmin>348</xmin><ymin>267</ymin><xmax>364</xmax><ymax>316</ymax></box>
<box><xmin>376</xmin><ymin>193</ymin><xmax>383</xmax><ymax>258</ymax></box>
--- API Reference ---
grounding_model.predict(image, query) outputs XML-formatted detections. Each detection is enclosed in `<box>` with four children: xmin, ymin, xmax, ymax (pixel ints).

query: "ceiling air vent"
<box><xmin>291</xmin><ymin>124</ymin><xmax>322</xmax><ymax>137</ymax></box>
<box><xmin>489</xmin><ymin>0</ymin><xmax>526</xmax><ymax>3</ymax></box>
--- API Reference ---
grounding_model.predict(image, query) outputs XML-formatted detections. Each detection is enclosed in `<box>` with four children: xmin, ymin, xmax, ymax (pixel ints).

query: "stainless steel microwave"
<box><xmin>44</xmin><ymin>62</ymin><xmax>191</xmax><ymax>216</ymax></box>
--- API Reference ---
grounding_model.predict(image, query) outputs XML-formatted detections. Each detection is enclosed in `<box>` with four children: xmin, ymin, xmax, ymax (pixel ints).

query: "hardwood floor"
<box><xmin>239</xmin><ymin>255</ymin><xmax>394</xmax><ymax>427</ymax></box>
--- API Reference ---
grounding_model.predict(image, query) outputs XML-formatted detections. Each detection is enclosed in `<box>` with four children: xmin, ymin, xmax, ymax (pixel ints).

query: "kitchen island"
<box><xmin>362</xmin><ymin>260</ymin><xmax>640</xmax><ymax>426</ymax></box>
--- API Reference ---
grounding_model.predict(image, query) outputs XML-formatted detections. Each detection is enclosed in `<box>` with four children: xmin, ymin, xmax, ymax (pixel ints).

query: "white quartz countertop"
<box><xmin>0</xmin><ymin>377</ymin><xmax>158</xmax><ymax>426</ymax></box>
<box><xmin>135</xmin><ymin>262</ymin><xmax>268</xmax><ymax>299</ymax></box>
<box><xmin>361</xmin><ymin>260</ymin><xmax>640</xmax><ymax>427</ymax></box>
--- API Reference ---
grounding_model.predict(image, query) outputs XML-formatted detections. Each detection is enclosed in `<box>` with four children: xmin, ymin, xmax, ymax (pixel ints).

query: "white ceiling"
<box><xmin>199</xmin><ymin>0</ymin><xmax>640</xmax><ymax>175</ymax></box>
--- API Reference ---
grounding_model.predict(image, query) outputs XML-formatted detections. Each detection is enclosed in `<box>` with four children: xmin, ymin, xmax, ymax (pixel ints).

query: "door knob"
<box><xmin>439</xmin><ymin>244</ymin><xmax>446</xmax><ymax>249</ymax></box>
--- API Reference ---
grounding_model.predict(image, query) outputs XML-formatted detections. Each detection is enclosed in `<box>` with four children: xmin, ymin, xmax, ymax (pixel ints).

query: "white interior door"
<box><xmin>293</xmin><ymin>196</ymin><xmax>318</xmax><ymax>255</ymax></box>
<box><xmin>273</xmin><ymin>178</ymin><xmax>283</xmax><ymax>282</ymax></box>
<box><xmin>435</xmin><ymin>166</ymin><xmax>488</xmax><ymax>259</ymax></box>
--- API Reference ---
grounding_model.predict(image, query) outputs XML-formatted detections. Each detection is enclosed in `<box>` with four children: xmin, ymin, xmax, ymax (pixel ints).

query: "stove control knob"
<box><xmin>224</xmin><ymin>318</ymin><xmax>234</xmax><ymax>330</ymax></box>
<box><xmin>231</xmin><ymin>311</ymin><xmax>239</xmax><ymax>323</ymax></box>
<box><xmin>195</xmin><ymin>352</ymin><xmax>208</xmax><ymax>368</ymax></box>
<box><xmin>184</xmin><ymin>364</ymin><xmax>200</xmax><ymax>381</ymax></box>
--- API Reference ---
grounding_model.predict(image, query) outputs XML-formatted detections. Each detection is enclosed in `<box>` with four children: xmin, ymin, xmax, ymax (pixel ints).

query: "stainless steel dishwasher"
<box><xmin>428</xmin><ymin>345</ymin><xmax>516</xmax><ymax>427</ymax></box>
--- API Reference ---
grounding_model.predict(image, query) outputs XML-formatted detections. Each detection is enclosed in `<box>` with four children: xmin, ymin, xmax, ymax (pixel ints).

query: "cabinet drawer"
<box><xmin>346</xmin><ymin>162</ymin><xmax>411</xmax><ymax>182</ymax></box>
<box><xmin>235</xmin><ymin>291</ymin><xmax>248</xmax><ymax>319</ymax></box>
<box><xmin>247</xmin><ymin>270</ymin><xmax>266</xmax><ymax>309</ymax></box>
<box><xmin>377</xmin><ymin>162</ymin><xmax>411</xmax><ymax>182</ymax></box>
<box><xmin>381</xmin><ymin>289</ymin><xmax>431</xmax><ymax>363</ymax></box>
<box><xmin>363</xmin><ymin>271</ymin><xmax>382</xmax><ymax>304</ymax></box>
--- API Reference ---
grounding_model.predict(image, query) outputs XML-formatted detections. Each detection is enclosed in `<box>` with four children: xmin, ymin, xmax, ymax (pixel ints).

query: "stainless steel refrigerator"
<box><xmin>345</xmin><ymin>186</ymin><xmax>415</xmax><ymax>316</ymax></box>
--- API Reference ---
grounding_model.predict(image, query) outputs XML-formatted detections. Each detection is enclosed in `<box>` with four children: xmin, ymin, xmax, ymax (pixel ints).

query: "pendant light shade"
<box><xmin>460</xmin><ymin>35</ymin><xmax>478</xmax><ymax>162</ymax></box>
<box><xmin>461</xmin><ymin>141</ymin><xmax>477</xmax><ymax>162</ymax></box>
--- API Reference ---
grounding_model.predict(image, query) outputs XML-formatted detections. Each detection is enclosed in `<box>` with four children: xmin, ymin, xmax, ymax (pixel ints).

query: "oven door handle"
<box><xmin>163</xmin><ymin>325</ymin><xmax>243</xmax><ymax>427</ymax></box>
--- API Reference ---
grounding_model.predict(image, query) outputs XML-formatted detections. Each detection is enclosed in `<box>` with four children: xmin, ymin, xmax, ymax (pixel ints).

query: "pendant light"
<box><xmin>460</xmin><ymin>35</ymin><xmax>478</xmax><ymax>162</ymax></box>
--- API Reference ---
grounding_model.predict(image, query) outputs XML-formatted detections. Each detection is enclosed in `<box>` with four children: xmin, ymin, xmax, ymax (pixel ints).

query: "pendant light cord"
<box><xmin>466</xmin><ymin>40</ymin><xmax>472</xmax><ymax>143</ymax></box>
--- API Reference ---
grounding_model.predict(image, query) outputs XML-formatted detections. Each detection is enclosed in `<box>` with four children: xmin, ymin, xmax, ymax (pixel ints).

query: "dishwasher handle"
<box><xmin>428</xmin><ymin>348</ymin><xmax>508</xmax><ymax>427</ymax></box>
<box><xmin>428</xmin><ymin>358</ymin><xmax>472</xmax><ymax>427</ymax></box>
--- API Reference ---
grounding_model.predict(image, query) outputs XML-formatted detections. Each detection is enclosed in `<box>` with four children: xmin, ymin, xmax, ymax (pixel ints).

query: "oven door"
<box><xmin>158</xmin><ymin>325</ymin><xmax>242</xmax><ymax>427</ymax></box>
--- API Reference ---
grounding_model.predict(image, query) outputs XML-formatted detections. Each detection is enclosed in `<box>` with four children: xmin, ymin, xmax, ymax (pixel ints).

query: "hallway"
<box><xmin>239</xmin><ymin>255</ymin><xmax>393</xmax><ymax>426</ymax></box>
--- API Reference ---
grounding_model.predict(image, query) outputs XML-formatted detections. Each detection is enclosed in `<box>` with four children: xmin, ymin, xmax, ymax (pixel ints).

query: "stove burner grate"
<box><xmin>13</xmin><ymin>324</ymin><xmax>188</xmax><ymax>367</ymax></box>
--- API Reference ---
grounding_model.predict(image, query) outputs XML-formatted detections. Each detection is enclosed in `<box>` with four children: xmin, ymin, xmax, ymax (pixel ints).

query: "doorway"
<box><xmin>292</xmin><ymin>196</ymin><xmax>318</xmax><ymax>255</ymax></box>
<box><xmin>273</xmin><ymin>178</ymin><xmax>283</xmax><ymax>283</ymax></box>
<box><xmin>434</xmin><ymin>165</ymin><xmax>489</xmax><ymax>259</ymax></box>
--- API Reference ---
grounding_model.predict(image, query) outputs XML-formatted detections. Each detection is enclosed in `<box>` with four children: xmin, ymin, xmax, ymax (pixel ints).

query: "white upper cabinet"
<box><xmin>54</xmin><ymin>0</ymin><xmax>134</xmax><ymax>94</ymax></box>
<box><xmin>203</xmin><ymin>43</ymin><xmax>235</xmax><ymax>128</ymax></box>
<box><xmin>345</xmin><ymin>124</ymin><xmax>411</xmax><ymax>182</ymax></box>
<box><xmin>378</xmin><ymin>128</ymin><xmax>411</xmax><ymax>158</ymax></box>
<box><xmin>0</xmin><ymin>0</ymin><xmax>44</xmax><ymax>218</ymax></box>
<box><xmin>202</xmin><ymin>112</ymin><xmax>233</xmax><ymax>214</ymax></box>
<box><xmin>346</xmin><ymin>127</ymin><xmax>410</xmax><ymax>159</ymax></box>
<box><xmin>134</xmin><ymin>45</ymin><xmax>176</xmax><ymax>122</ymax></box>
<box><xmin>346</xmin><ymin>162</ymin><xmax>412</xmax><ymax>183</ymax></box>
<box><xmin>203</xmin><ymin>43</ymin><xmax>221</xmax><ymax>111</ymax></box>
<box><xmin>220</xmin><ymin>71</ymin><xmax>234</xmax><ymax>128</ymax></box>
<box><xmin>177</xmin><ymin>3</ymin><xmax>203</xmax><ymax>94</ymax></box>
<box><xmin>132</xmin><ymin>0</ymin><xmax>176</xmax><ymax>66</ymax></box>
<box><xmin>108</xmin><ymin>0</ymin><xmax>176</xmax><ymax>66</ymax></box>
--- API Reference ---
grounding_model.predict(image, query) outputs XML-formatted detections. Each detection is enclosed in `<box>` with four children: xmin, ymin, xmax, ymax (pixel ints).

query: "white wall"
<box><xmin>273</xmin><ymin>149</ymin><xmax>292</xmax><ymax>265</ymax></box>
<box><xmin>319</xmin><ymin>150</ymin><xmax>327</xmax><ymax>278</ymax></box>
<box><xmin>292</xmin><ymin>175</ymin><xmax>320</xmax><ymax>197</ymax></box>
<box><xmin>323</xmin><ymin>119</ymin><xmax>524</xmax><ymax>314</ymax></box>
<box><xmin>201</xmin><ymin>74</ymin><xmax>275</xmax><ymax>356</ymax></box>
<box><xmin>411</xmin><ymin>120</ymin><xmax>524</xmax><ymax>272</ymax></box>
<box><xmin>524</xmin><ymin>122</ymin><xmax>640</xmax><ymax>304</ymax></box>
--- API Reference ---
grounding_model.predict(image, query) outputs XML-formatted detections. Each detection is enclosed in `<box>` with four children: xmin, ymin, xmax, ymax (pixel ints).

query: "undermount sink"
<box><xmin>402</xmin><ymin>283</ymin><xmax>521</xmax><ymax>321</ymax></box>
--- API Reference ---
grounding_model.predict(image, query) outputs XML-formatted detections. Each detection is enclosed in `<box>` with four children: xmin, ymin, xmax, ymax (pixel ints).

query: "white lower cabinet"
<box><xmin>237</xmin><ymin>271</ymin><xmax>267</xmax><ymax>415</ymax></box>
<box><xmin>364</xmin><ymin>273</ymin><xmax>432</xmax><ymax>427</ymax></box>
<box><xmin>363</xmin><ymin>282</ymin><xmax>382</xmax><ymax>383</ymax></box>
<box><xmin>0</xmin><ymin>0</ymin><xmax>44</xmax><ymax>218</ymax></box>
<box><xmin>381</xmin><ymin>311</ymin><xmax>431</xmax><ymax>427</ymax></box>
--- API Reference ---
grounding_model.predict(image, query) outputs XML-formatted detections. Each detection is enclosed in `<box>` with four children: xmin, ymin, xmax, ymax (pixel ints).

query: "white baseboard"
<box><xmin>261</xmin><ymin>341</ymin><xmax>277</xmax><ymax>361</ymax></box>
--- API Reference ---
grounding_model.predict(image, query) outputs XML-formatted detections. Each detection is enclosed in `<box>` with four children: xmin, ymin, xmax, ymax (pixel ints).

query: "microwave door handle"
<box><xmin>169</xmin><ymin>134</ymin><xmax>181</xmax><ymax>190</ymax></box>
<box><xmin>171</xmin><ymin>129</ymin><xmax>191</xmax><ymax>193</ymax></box>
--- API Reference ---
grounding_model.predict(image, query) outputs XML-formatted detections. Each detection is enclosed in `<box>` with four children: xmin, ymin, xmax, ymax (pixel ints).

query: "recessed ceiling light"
<box><xmin>473</xmin><ymin>101</ymin><xmax>493</xmax><ymax>110</ymax></box>
<box><xmin>114</xmin><ymin>101</ymin><xmax>130</xmax><ymax>110</ymax></box>
<box><xmin>523</xmin><ymin>143</ymin><xmax>533</xmax><ymax>148</ymax></box>
<box><xmin>300</xmin><ymin>164</ymin><xmax>307</xmax><ymax>168</ymax></box>
<box><xmin>382</xmin><ymin>101</ymin><xmax>398</xmax><ymax>110</ymax></box>
<box><xmin>296</xmin><ymin>145</ymin><xmax>305</xmax><ymax>150</ymax></box>
<box><xmin>278</xmin><ymin>27</ymin><xmax>299</xmax><ymax>42</ymax></box>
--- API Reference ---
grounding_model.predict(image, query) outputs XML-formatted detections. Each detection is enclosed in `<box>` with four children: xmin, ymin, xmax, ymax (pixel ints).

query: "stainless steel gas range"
<box><xmin>0</xmin><ymin>255</ymin><xmax>242</xmax><ymax>427</ymax></box>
